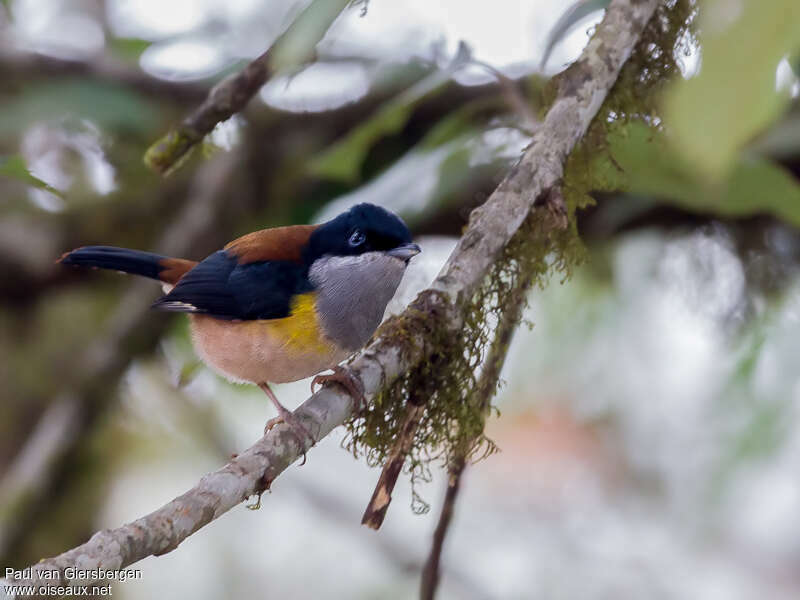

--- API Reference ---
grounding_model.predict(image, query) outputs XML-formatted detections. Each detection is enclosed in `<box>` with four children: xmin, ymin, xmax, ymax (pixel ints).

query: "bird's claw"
<box><xmin>311</xmin><ymin>365</ymin><xmax>366</xmax><ymax>412</ymax></box>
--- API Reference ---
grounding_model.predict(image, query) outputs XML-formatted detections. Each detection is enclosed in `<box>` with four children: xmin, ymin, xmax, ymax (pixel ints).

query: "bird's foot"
<box><xmin>264</xmin><ymin>407</ymin><xmax>314</xmax><ymax>465</ymax></box>
<box><xmin>311</xmin><ymin>365</ymin><xmax>366</xmax><ymax>412</ymax></box>
<box><xmin>259</xmin><ymin>382</ymin><xmax>314</xmax><ymax>465</ymax></box>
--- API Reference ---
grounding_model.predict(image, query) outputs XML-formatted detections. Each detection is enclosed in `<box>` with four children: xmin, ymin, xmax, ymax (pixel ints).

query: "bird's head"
<box><xmin>303</xmin><ymin>203</ymin><xmax>421</xmax><ymax>351</ymax></box>
<box><xmin>304</xmin><ymin>203</ymin><xmax>421</xmax><ymax>266</ymax></box>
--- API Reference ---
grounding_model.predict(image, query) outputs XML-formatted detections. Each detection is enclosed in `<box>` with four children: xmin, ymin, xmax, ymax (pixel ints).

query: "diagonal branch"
<box><xmin>6</xmin><ymin>0</ymin><xmax>659</xmax><ymax>590</ymax></box>
<box><xmin>143</xmin><ymin>0</ymin><xmax>352</xmax><ymax>175</ymax></box>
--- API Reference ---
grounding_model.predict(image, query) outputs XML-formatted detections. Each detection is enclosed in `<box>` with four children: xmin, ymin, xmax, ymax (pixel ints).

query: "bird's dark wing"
<box><xmin>152</xmin><ymin>224</ymin><xmax>317</xmax><ymax>319</ymax></box>
<box><xmin>153</xmin><ymin>251</ymin><xmax>311</xmax><ymax>320</ymax></box>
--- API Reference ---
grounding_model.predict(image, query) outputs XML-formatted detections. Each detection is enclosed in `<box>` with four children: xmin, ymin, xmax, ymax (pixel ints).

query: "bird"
<box><xmin>58</xmin><ymin>202</ymin><xmax>421</xmax><ymax>445</ymax></box>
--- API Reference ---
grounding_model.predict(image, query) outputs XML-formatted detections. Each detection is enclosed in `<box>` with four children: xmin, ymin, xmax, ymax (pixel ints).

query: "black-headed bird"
<box><xmin>59</xmin><ymin>203</ymin><xmax>421</xmax><ymax>443</ymax></box>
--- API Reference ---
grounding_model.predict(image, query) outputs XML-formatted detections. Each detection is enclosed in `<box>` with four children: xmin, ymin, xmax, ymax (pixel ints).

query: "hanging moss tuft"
<box><xmin>343</xmin><ymin>201</ymin><xmax>584</xmax><ymax>512</ymax></box>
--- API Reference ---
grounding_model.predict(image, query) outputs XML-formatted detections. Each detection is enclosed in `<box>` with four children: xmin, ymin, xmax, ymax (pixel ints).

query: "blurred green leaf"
<box><xmin>308</xmin><ymin>100</ymin><xmax>413</xmax><ymax>182</ymax></box>
<box><xmin>270</xmin><ymin>0</ymin><xmax>351</xmax><ymax>71</ymax></box>
<box><xmin>107</xmin><ymin>37</ymin><xmax>152</xmax><ymax>62</ymax></box>
<box><xmin>0</xmin><ymin>79</ymin><xmax>159</xmax><ymax>136</ymax></box>
<box><xmin>664</xmin><ymin>0</ymin><xmax>800</xmax><ymax>179</ymax></box>
<box><xmin>431</xmin><ymin>145</ymin><xmax>482</xmax><ymax>209</ymax></box>
<box><xmin>309</xmin><ymin>45</ymin><xmax>472</xmax><ymax>182</ymax></box>
<box><xmin>178</xmin><ymin>360</ymin><xmax>204</xmax><ymax>388</ymax></box>
<box><xmin>541</xmin><ymin>0</ymin><xmax>609</xmax><ymax>69</ymax></box>
<box><xmin>0</xmin><ymin>154</ymin><xmax>63</xmax><ymax>198</ymax></box>
<box><xmin>595</xmin><ymin>122</ymin><xmax>800</xmax><ymax>226</ymax></box>
<box><xmin>419</xmin><ymin>97</ymin><xmax>501</xmax><ymax>150</ymax></box>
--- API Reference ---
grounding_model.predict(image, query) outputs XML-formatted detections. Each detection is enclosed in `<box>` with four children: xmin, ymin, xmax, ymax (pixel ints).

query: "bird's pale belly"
<box><xmin>188</xmin><ymin>294</ymin><xmax>349</xmax><ymax>384</ymax></box>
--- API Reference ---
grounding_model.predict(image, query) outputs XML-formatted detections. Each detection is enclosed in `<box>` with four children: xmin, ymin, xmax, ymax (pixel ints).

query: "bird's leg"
<box><xmin>310</xmin><ymin>365</ymin><xmax>366</xmax><ymax>412</ymax></box>
<box><xmin>259</xmin><ymin>382</ymin><xmax>315</xmax><ymax>463</ymax></box>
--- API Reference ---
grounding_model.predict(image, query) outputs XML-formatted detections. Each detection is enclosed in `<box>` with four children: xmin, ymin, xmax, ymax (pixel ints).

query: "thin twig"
<box><xmin>4</xmin><ymin>0</ymin><xmax>659</xmax><ymax>589</ymax></box>
<box><xmin>419</xmin><ymin>456</ymin><xmax>467</xmax><ymax>600</ymax></box>
<box><xmin>470</xmin><ymin>58</ymin><xmax>539</xmax><ymax>130</ymax></box>
<box><xmin>143</xmin><ymin>0</ymin><xmax>351</xmax><ymax>174</ymax></box>
<box><xmin>360</xmin><ymin>400</ymin><xmax>426</xmax><ymax>528</ymax></box>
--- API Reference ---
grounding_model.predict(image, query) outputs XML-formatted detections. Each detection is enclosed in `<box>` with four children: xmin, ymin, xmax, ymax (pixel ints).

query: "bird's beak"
<box><xmin>386</xmin><ymin>242</ymin><xmax>421</xmax><ymax>262</ymax></box>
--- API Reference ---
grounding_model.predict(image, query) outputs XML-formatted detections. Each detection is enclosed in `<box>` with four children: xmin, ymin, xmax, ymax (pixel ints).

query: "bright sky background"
<box><xmin>12</xmin><ymin>0</ymin><xmax>601</xmax><ymax>79</ymax></box>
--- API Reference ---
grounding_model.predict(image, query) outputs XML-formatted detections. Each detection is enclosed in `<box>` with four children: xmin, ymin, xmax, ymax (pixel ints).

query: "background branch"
<box><xmin>143</xmin><ymin>0</ymin><xmax>352</xmax><ymax>174</ymax></box>
<box><xmin>419</xmin><ymin>456</ymin><xmax>467</xmax><ymax>600</ymax></box>
<box><xmin>0</xmin><ymin>47</ymin><xmax>209</xmax><ymax>103</ymax></box>
<box><xmin>5</xmin><ymin>0</ymin><xmax>659</xmax><ymax>590</ymax></box>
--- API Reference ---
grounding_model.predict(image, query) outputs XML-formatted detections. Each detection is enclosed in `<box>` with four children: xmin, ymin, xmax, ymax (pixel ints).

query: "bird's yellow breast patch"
<box><xmin>252</xmin><ymin>292</ymin><xmax>333</xmax><ymax>354</ymax></box>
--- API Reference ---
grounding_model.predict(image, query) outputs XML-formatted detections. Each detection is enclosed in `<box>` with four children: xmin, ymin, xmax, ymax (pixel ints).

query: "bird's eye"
<box><xmin>348</xmin><ymin>229</ymin><xmax>366</xmax><ymax>247</ymax></box>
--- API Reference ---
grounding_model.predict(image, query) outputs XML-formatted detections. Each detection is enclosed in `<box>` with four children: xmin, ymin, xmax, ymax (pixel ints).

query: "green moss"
<box><xmin>144</xmin><ymin>128</ymin><xmax>199</xmax><ymax>175</ymax></box>
<box><xmin>563</xmin><ymin>0</ymin><xmax>697</xmax><ymax>210</ymax></box>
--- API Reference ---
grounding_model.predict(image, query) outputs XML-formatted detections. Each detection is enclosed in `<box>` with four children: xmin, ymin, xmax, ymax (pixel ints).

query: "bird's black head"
<box><xmin>304</xmin><ymin>203</ymin><xmax>420</xmax><ymax>264</ymax></box>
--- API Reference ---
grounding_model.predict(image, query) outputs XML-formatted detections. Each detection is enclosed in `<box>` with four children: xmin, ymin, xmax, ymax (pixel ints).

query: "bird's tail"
<box><xmin>58</xmin><ymin>246</ymin><xmax>197</xmax><ymax>285</ymax></box>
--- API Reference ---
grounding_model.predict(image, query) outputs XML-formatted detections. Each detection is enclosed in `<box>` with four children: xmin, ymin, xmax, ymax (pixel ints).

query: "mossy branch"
<box><xmin>143</xmin><ymin>0</ymin><xmax>352</xmax><ymax>175</ymax></box>
<box><xmin>4</xmin><ymin>0</ymin><xmax>659</xmax><ymax>591</ymax></box>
